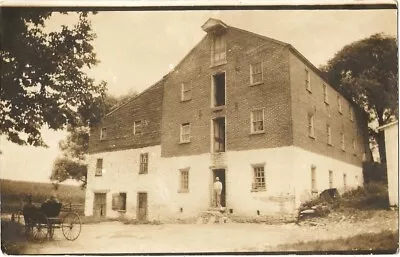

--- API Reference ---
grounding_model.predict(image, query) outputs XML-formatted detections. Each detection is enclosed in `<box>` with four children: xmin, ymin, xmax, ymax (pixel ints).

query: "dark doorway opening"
<box><xmin>213</xmin><ymin>73</ymin><xmax>225</xmax><ymax>107</ymax></box>
<box><xmin>137</xmin><ymin>192</ymin><xmax>148</xmax><ymax>221</ymax></box>
<box><xmin>213</xmin><ymin>117</ymin><xmax>226</xmax><ymax>152</ymax></box>
<box><xmin>93</xmin><ymin>193</ymin><xmax>107</xmax><ymax>218</ymax></box>
<box><xmin>213</xmin><ymin>169</ymin><xmax>226</xmax><ymax>207</ymax></box>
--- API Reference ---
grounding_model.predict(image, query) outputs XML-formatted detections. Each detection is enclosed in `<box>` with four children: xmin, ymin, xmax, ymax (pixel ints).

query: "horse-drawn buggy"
<box><xmin>12</xmin><ymin>197</ymin><xmax>82</xmax><ymax>241</ymax></box>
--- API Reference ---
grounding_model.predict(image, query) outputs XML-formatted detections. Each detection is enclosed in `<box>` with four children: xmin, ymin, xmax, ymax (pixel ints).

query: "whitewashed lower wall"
<box><xmin>84</xmin><ymin>145</ymin><xmax>364</xmax><ymax>220</ymax></box>
<box><xmin>292</xmin><ymin>146</ymin><xmax>363</xmax><ymax>206</ymax></box>
<box><xmin>84</xmin><ymin>145</ymin><xmax>163</xmax><ymax>220</ymax></box>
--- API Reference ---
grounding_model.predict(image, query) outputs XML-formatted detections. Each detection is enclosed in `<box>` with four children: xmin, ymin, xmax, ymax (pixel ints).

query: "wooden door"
<box><xmin>137</xmin><ymin>192</ymin><xmax>148</xmax><ymax>221</ymax></box>
<box><xmin>93</xmin><ymin>193</ymin><xmax>107</xmax><ymax>217</ymax></box>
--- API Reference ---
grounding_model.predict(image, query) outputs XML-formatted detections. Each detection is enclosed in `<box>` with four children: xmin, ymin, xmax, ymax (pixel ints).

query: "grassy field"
<box><xmin>272</xmin><ymin>230</ymin><xmax>399</xmax><ymax>253</ymax></box>
<box><xmin>0</xmin><ymin>179</ymin><xmax>85</xmax><ymax>213</ymax></box>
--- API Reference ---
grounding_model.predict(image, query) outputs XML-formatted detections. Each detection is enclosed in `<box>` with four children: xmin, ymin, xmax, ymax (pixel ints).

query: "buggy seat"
<box><xmin>41</xmin><ymin>201</ymin><xmax>62</xmax><ymax>218</ymax></box>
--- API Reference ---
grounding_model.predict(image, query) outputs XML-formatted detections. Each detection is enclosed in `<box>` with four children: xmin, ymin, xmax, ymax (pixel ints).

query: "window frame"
<box><xmin>250</xmin><ymin>108</ymin><xmax>265</xmax><ymax>134</ymax></box>
<box><xmin>251</xmin><ymin>164</ymin><xmax>266</xmax><ymax>192</ymax></box>
<box><xmin>181</xmin><ymin>82</ymin><xmax>192</xmax><ymax>102</ymax></box>
<box><xmin>323</xmin><ymin>83</ymin><xmax>329</xmax><ymax>104</ymax></box>
<box><xmin>211</xmin><ymin>33</ymin><xmax>227</xmax><ymax>66</ymax></box>
<box><xmin>95</xmin><ymin>158</ymin><xmax>103</xmax><ymax>177</ymax></box>
<box><xmin>100</xmin><ymin>127</ymin><xmax>107</xmax><ymax>141</ymax></box>
<box><xmin>337</xmin><ymin>95</ymin><xmax>343</xmax><ymax>114</ymax></box>
<box><xmin>133</xmin><ymin>120</ymin><xmax>142</xmax><ymax>135</ymax></box>
<box><xmin>180</xmin><ymin>123</ymin><xmax>191</xmax><ymax>143</ymax></box>
<box><xmin>139</xmin><ymin>153</ymin><xmax>149</xmax><ymax>174</ymax></box>
<box><xmin>327</xmin><ymin>124</ymin><xmax>332</xmax><ymax>145</ymax></box>
<box><xmin>311</xmin><ymin>165</ymin><xmax>317</xmax><ymax>194</ymax></box>
<box><xmin>178</xmin><ymin>168</ymin><xmax>190</xmax><ymax>193</ymax></box>
<box><xmin>250</xmin><ymin>61</ymin><xmax>263</xmax><ymax>86</ymax></box>
<box><xmin>305</xmin><ymin>68</ymin><xmax>311</xmax><ymax>92</ymax></box>
<box><xmin>329</xmin><ymin>170</ymin><xmax>333</xmax><ymax>189</ymax></box>
<box><xmin>341</xmin><ymin>132</ymin><xmax>345</xmax><ymax>151</ymax></box>
<box><xmin>211</xmin><ymin>72</ymin><xmax>226</xmax><ymax>108</ymax></box>
<box><xmin>308</xmin><ymin>113</ymin><xmax>315</xmax><ymax>139</ymax></box>
<box><xmin>350</xmin><ymin>107</ymin><xmax>354</xmax><ymax>121</ymax></box>
<box><xmin>112</xmin><ymin>192</ymin><xmax>127</xmax><ymax>212</ymax></box>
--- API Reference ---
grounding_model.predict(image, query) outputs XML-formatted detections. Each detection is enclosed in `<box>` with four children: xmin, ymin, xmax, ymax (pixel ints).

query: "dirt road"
<box><xmin>24</xmin><ymin>211</ymin><xmax>398</xmax><ymax>254</ymax></box>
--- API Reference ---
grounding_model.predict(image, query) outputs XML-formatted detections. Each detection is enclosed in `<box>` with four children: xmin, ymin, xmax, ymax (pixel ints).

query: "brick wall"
<box><xmin>89</xmin><ymin>79</ymin><xmax>165</xmax><ymax>154</ymax></box>
<box><xmin>161</xmin><ymin>27</ymin><xmax>293</xmax><ymax>158</ymax></box>
<box><xmin>289</xmin><ymin>51</ymin><xmax>370</xmax><ymax>167</ymax></box>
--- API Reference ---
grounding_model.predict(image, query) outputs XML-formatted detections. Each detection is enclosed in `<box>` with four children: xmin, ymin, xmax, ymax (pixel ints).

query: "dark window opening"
<box><xmin>213</xmin><ymin>117</ymin><xmax>225</xmax><ymax>152</ymax></box>
<box><xmin>213</xmin><ymin>73</ymin><xmax>225</xmax><ymax>107</ymax></box>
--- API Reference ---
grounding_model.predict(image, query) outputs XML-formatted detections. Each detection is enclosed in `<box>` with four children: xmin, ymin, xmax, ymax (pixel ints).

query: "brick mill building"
<box><xmin>84</xmin><ymin>18</ymin><xmax>370</xmax><ymax>221</ymax></box>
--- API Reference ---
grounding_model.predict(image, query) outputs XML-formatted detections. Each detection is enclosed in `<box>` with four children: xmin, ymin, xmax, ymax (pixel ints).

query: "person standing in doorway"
<box><xmin>213</xmin><ymin>177</ymin><xmax>223</xmax><ymax>208</ymax></box>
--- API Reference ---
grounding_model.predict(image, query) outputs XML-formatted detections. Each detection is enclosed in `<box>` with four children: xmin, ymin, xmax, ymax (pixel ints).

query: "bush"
<box><xmin>363</xmin><ymin>162</ymin><xmax>387</xmax><ymax>184</ymax></box>
<box><xmin>341</xmin><ymin>181</ymin><xmax>389</xmax><ymax>209</ymax></box>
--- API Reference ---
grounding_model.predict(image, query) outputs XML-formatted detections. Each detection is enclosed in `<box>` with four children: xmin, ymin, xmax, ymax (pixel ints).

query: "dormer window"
<box><xmin>212</xmin><ymin>34</ymin><xmax>226</xmax><ymax>66</ymax></box>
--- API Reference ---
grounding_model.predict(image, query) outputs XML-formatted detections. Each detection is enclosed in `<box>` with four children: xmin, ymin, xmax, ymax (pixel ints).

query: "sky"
<box><xmin>0</xmin><ymin>8</ymin><xmax>397</xmax><ymax>184</ymax></box>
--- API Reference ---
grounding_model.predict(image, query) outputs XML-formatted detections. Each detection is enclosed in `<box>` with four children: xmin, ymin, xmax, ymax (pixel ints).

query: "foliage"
<box><xmin>0</xmin><ymin>179</ymin><xmax>85</xmax><ymax>213</ymax></box>
<box><xmin>321</xmin><ymin>33</ymin><xmax>398</xmax><ymax>163</ymax></box>
<box><xmin>362</xmin><ymin>161</ymin><xmax>388</xmax><ymax>183</ymax></box>
<box><xmin>50</xmin><ymin>91</ymin><xmax>137</xmax><ymax>187</ymax></box>
<box><xmin>0</xmin><ymin>8</ymin><xmax>106</xmax><ymax>146</ymax></box>
<box><xmin>341</xmin><ymin>182</ymin><xmax>389</xmax><ymax>210</ymax></box>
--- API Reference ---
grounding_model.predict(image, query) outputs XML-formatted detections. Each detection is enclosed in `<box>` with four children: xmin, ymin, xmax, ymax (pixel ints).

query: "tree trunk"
<box><xmin>376</xmin><ymin>110</ymin><xmax>387</xmax><ymax>163</ymax></box>
<box><xmin>376</xmin><ymin>130</ymin><xmax>386</xmax><ymax>163</ymax></box>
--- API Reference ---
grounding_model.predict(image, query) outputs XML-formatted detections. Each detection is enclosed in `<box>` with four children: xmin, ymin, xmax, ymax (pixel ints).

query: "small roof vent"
<box><xmin>201</xmin><ymin>18</ymin><xmax>228</xmax><ymax>33</ymax></box>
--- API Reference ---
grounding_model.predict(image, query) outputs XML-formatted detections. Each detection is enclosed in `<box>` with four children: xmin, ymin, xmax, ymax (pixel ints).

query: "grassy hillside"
<box><xmin>1</xmin><ymin>179</ymin><xmax>85</xmax><ymax>213</ymax></box>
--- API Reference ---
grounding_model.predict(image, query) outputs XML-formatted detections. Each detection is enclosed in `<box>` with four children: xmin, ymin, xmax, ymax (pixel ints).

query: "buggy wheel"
<box><xmin>32</xmin><ymin>213</ymin><xmax>50</xmax><ymax>241</ymax></box>
<box><xmin>62</xmin><ymin>212</ymin><xmax>81</xmax><ymax>241</ymax></box>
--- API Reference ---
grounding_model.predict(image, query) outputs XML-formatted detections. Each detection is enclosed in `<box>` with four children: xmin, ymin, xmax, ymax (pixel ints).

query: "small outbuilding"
<box><xmin>378</xmin><ymin>121</ymin><xmax>398</xmax><ymax>207</ymax></box>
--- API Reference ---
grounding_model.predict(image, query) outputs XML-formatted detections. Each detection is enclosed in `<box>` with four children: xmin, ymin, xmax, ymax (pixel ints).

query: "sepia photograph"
<box><xmin>0</xmin><ymin>2</ymin><xmax>398</xmax><ymax>254</ymax></box>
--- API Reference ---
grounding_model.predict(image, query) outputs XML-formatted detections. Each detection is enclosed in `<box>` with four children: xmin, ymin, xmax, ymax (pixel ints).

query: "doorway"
<box><xmin>212</xmin><ymin>169</ymin><xmax>226</xmax><ymax>207</ymax></box>
<box><xmin>137</xmin><ymin>192</ymin><xmax>148</xmax><ymax>221</ymax></box>
<box><xmin>93</xmin><ymin>193</ymin><xmax>107</xmax><ymax>218</ymax></box>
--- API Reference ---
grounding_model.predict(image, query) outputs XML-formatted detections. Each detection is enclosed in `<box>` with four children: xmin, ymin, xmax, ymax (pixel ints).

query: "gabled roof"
<box><xmin>105</xmin><ymin>74</ymin><xmax>168</xmax><ymax>117</ymax></box>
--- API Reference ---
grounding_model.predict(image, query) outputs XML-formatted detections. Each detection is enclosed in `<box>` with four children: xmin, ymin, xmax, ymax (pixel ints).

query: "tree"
<box><xmin>321</xmin><ymin>33</ymin><xmax>398</xmax><ymax>163</ymax></box>
<box><xmin>0</xmin><ymin>8</ymin><xmax>105</xmax><ymax>146</ymax></box>
<box><xmin>51</xmin><ymin>91</ymin><xmax>137</xmax><ymax>187</ymax></box>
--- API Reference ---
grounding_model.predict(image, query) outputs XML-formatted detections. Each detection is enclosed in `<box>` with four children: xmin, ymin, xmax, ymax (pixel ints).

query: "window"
<box><xmin>327</xmin><ymin>124</ymin><xmax>332</xmax><ymax>145</ymax></box>
<box><xmin>355</xmin><ymin>175</ymin><xmax>359</xmax><ymax>187</ymax></box>
<box><xmin>95</xmin><ymin>158</ymin><xmax>103</xmax><ymax>176</ymax></box>
<box><xmin>251</xmin><ymin>109</ymin><xmax>265</xmax><ymax>133</ymax></box>
<box><xmin>100</xmin><ymin>127</ymin><xmax>107</xmax><ymax>140</ymax></box>
<box><xmin>350</xmin><ymin>107</ymin><xmax>354</xmax><ymax>121</ymax></box>
<box><xmin>212</xmin><ymin>34</ymin><xmax>226</xmax><ymax>65</ymax></box>
<box><xmin>341</xmin><ymin>132</ymin><xmax>345</xmax><ymax>151</ymax></box>
<box><xmin>323</xmin><ymin>83</ymin><xmax>329</xmax><ymax>104</ymax></box>
<box><xmin>179</xmin><ymin>169</ymin><xmax>189</xmax><ymax>193</ymax></box>
<box><xmin>250</xmin><ymin>62</ymin><xmax>263</xmax><ymax>85</ymax></box>
<box><xmin>352</xmin><ymin>138</ymin><xmax>356</xmax><ymax>154</ymax></box>
<box><xmin>180</xmin><ymin>123</ymin><xmax>191</xmax><ymax>143</ymax></box>
<box><xmin>213</xmin><ymin>117</ymin><xmax>225</xmax><ymax>152</ymax></box>
<box><xmin>311</xmin><ymin>166</ymin><xmax>317</xmax><ymax>193</ymax></box>
<box><xmin>343</xmin><ymin>173</ymin><xmax>347</xmax><ymax>191</ymax></box>
<box><xmin>112</xmin><ymin>193</ymin><xmax>126</xmax><ymax>211</ymax></box>
<box><xmin>139</xmin><ymin>153</ymin><xmax>148</xmax><ymax>174</ymax></box>
<box><xmin>133</xmin><ymin>120</ymin><xmax>142</xmax><ymax>135</ymax></box>
<box><xmin>181</xmin><ymin>83</ymin><xmax>192</xmax><ymax>102</ymax></box>
<box><xmin>308</xmin><ymin>113</ymin><xmax>315</xmax><ymax>138</ymax></box>
<box><xmin>305</xmin><ymin>69</ymin><xmax>311</xmax><ymax>92</ymax></box>
<box><xmin>252</xmin><ymin>165</ymin><xmax>266</xmax><ymax>191</ymax></box>
<box><xmin>337</xmin><ymin>95</ymin><xmax>342</xmax><ymax>114</ymax></box>
<box><xmin>329</xmin><ymin>170</ymin><xmax>333</xmax><ymax>189</ymax></box>
<box><xmin>212</xmin><ymin>72</ymin><xmax>226</xmax><ymax>107</ymax></box>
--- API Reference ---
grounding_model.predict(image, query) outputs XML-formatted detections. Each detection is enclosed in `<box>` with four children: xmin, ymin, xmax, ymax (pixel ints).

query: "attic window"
<box><xmin>211</xmin><ymin>34</ymin><xmax>226</xmax><ymax>66</ymax></box>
